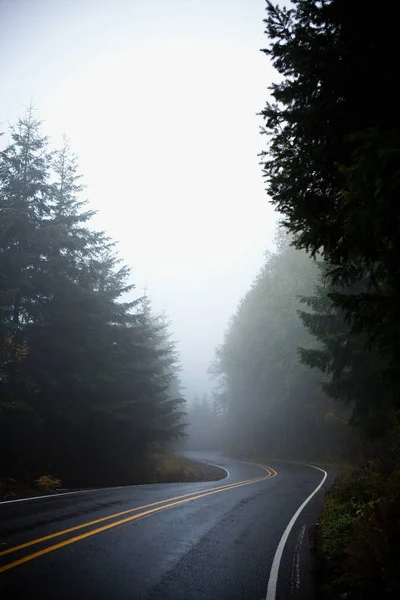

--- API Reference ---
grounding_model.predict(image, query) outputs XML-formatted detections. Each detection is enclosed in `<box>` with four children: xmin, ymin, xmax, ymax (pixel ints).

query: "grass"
<box><xmin>147</xmin><ymin>454</ymin><xmax>226</xmax><ymax>484</ymax></box>
<box><xmin>0</xmin><ymin>474</ymin><xmax>66</xmax><ymax>501</ymax></box>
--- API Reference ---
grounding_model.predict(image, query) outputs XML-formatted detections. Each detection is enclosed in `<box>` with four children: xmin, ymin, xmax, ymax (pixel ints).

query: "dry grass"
<box><xmin>34</xmin><ymin>474</ymin><xmax>62</xmax><ymax>490</ymax></box>
<box><xmin>149</xmin><ymin>454</ymin><xmax>226</xmax><ymax>484</ymax></box>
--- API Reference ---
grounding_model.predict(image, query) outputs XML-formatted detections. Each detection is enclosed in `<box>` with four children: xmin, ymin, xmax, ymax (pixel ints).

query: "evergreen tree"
<box><xmin>186</xmin><ymin>393</ymin><xmax>220</xmax><ymax>451</ymax></box>
<box><xmin>0</xmin><ymin>110</ymin><xmax>187</xmax><ymax>484</ymax></box>
<box><xmin>260</xmin><ymin>0</ymin><xmax>400</xmax><ymax>401</ymax></box>
<box><xmin>0</xmin><ymin>107</ymin><xmax>52</xmax><ymax>475</ymax></box>
<box><xmin>298</xmin><ymin>271</ymin><xmax>391</xmax><ymax>440</ymax></box>
<box><xmin>211</xmin><ymin>232</ymin><xmax>349</xmax><ymax>460</ymax></box>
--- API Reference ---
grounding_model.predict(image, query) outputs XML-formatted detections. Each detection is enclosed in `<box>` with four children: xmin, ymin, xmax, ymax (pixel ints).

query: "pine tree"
<box><xmin>186</xmin><ymin>393</ymin><xmax>220</xmax><ymax>451</ymax></box>
<box><xmin>138</xmin><ymin>297</ymin><xmax>186</xmax><ymax>448</ymax></box>
<box><xmin>260</xmin><ymin>0</ymin><xmax>400</xmax><ymax>398</ymax></box>
<box><xmin>1</xmin><ymin>111</ymin><xmax>187</xmax><ymax>483</ymax></box>
<box><xmin>0</xmin><ymin>107</ymin><xmax>52</xmax><ymax>475</ymax></box>
<box><xmin>298</xmin><ymin>272</ymin><xmax>391</xmax><ymax>439</ymax></box>
<box><xmin>0</xmin><ymin>107</ymin><xmax>52</xmax><ymax>360</ymax></box>
<box><xmin>211</xmin><ymin>231</ymin><xmax>349</xmax><ymax>460</ymax></box>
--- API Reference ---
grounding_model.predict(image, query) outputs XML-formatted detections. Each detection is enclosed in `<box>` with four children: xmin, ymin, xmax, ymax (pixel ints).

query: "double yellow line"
<box><xmin>0</xmin><ymin>463</ymin><xmax>277</xmax><ymax>573</ymax></box>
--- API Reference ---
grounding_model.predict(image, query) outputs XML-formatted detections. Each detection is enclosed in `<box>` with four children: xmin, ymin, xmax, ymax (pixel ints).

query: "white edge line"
<box><xmin>0</xmin><ymin>461</ymin><xmax>230</xmax><ymax>505</ymax></box>
<box><xmin>265</xmin><ymin>463</ymin><xmax>328</xmax><ymax>600</ymax></box>
<box><xmin>193</xmin><ymin>460</ymin><xmax>230</xmax><ymax>479</ymax></box>
<box><xmin>0</xmin><ymin>487</ymin><xmax>125</xmax><ymax>505</ymax></box>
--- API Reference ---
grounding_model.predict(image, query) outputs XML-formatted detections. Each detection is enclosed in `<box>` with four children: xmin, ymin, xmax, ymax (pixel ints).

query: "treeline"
<box><xmin>258</xmin><ymin>0</ymin><xmax>400</xmax><ymax>451</ymax></box>
<box><xmin>212</xmin><ymin>1</ymin><xmax>399</xmax><ymax>598</ymax></box>
<box><xmin>0</xmin><ymin>109</ymin><xmax>185</xmax><ymax>487</ymax></box>
<box><xmin>211</xmin><ymin>230</ymin><xmax>351</xmax><ymax>461</ymax></box>
<box><xmin>185</xmin><ymin>393</ymin><xmax>223</xmax><ymax>451</ymax></box>
<box><xmin>210</xmin><ymin>0</ymin><xmax>400</xmax><ymax>467</ymax></box>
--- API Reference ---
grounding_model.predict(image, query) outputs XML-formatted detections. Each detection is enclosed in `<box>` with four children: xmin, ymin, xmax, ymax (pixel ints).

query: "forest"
<box><xmin>2</xmin><ymin>0</ymin><xmax>400</xmax><ymax>597</ymax></box>
<box><xmin>209</xmin><ymin>231</ymin><xmax>351</xmax><ymax>462</ymax></box>
<box><xmin>201</xmin><ymin>1</ymin><xmax>400</xmax><ymax>598</ymax></box>
<box><xmin>0</xmin><ymin>110</ymin><xmax>186</xmax><ymax>487</ymax></box>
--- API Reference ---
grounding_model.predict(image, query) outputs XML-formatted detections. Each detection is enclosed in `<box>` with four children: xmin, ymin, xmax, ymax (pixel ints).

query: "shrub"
<box><xmin>148</xmin><ymin>454</ymin><xmax>225</xmax><ymax>484</ymax></box>
<box><xmin>34</xmin><ymin>474</ymin><xmax>62</xmax><ymax>490</ymax></box>
<box><xmin>318</xmin><ymin>469</ymin><xmax>400</xmax><ymax>599</ymax></box>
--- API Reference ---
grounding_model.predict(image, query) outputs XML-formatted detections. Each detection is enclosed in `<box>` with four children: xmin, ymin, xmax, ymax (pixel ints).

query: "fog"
<box><xmin>0</xmin><ymin>0</ymin><xmax>277</xmax><ymax>398</ymax></box>
<box><xmin>2</xmin><ymin>5</ymin><xmax>397</xmax><ymax>597</ymax></box>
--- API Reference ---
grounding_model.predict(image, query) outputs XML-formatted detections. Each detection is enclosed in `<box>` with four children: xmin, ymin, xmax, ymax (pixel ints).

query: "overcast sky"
<box><xmin>0</xmin><ymin>0</ymin><xmax>278</xmax><ymax>399</ymax></box>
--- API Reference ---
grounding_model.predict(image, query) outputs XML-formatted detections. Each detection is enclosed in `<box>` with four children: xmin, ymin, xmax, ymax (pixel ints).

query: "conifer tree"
<box><xmin>1</xmin><ymin>111</ymin><xmax>187</xmax><ymax>483</ymax></box>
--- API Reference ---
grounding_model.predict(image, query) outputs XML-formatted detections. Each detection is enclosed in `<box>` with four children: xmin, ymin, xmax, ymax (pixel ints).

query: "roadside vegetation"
<box><xmin>0</xmin><ymin>455</ymin><xmax>224</xmax><ymax>502</ymax></box>
<box><xmin>204</xmin><ymin>2</ymin><xmax>400</xmax><ymax>597</ymax></box>
<box><xmin>2</xmin><ymin>1</ymin><xmax>400</xmax><ymax>596</ymax></box>
<box><xmin>317</xmin><ymin>463</ymin><xmax>400</xmax><ymax>599</ymax></box>
<box><xmin>147</xmin><ymin>454</ymin><xmax>226</xmax><ymax>484</ymax></box>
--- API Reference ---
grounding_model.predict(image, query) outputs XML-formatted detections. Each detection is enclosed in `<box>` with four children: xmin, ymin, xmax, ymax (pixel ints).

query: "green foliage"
<box><xmin>0</xmin><ymin>109</ymin><xmax>186</xmax><ymax>486</ymax></box>
<box><xmin>261</xmin><ymin>0</ymin><xmax>400</xmax><ymax>406</ymax></box>
<box><xmin>318</xmin><ymin>469</ymin><xmax>400</xmax><ymax>599</ymax></box>
<box><xmin>261</xmin><ymin>4</ymin><xmax>400</xmax><ymax>598</ymax></box>
<box><xmin>298</xmin><ymin>274</ymin><xmax>393</xmax><ymax>439</ymax></box>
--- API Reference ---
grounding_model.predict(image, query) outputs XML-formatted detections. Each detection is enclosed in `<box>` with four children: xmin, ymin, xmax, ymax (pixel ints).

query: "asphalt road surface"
<box><xmin>0</xmin><ymin>452</ymin><xmax>330</xmax><ymax>600</ymax></box>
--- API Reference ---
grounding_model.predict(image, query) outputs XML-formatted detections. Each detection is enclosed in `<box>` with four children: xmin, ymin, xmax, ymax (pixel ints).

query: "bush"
<box><xmin>317</xmin><ymin>469</ymin><xmax>400</xmax><ymax>599</ymax></box>
<box><xmin>34</xmin><ymin>474</ymin><xmax>62</xmax><ymax>490</ymax></box>
<box><xmin>148</xmin><ymin>454</ymin><xmax>226</xmax><ymax>484</ymax></box>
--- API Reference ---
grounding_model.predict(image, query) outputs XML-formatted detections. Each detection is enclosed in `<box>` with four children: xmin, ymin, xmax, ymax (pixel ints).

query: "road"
<box><xmin>0</xmin><ymin>453</ymin><xmax>328</xmax><ymax>600</ymax></box>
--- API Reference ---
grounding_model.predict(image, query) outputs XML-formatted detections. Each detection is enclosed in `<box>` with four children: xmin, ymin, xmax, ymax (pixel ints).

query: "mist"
<box><xmin>185</xmin><ymin>232</ymin><xmax>351</xmax><ymax>461</ymax></box>
<box><xmin>0</xmin><ymin>0</ymin><xmax>373</xmax><ymax>473</ymax></box>
<box><xmin>2</xmin><ymin>3</ymin><xmax>399</xmax><ymax>598</ymax></box>
<box><xmin>0</xmin><ymin>0</ymin><xmax>277</xmax><ymax>399</ymax></box>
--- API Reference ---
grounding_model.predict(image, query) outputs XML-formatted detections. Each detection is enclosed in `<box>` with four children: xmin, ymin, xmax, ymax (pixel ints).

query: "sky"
<box><xmin>0</xmin><ymin>0</ymin><xmax>278</xmax><ymax>398</ymax></box>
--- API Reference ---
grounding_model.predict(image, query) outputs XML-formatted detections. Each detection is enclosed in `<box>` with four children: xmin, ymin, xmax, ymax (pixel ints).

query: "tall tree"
<box><xmin>211</xmin><ymin>234</ymin><xmax>349</xmax><ymax>460</ymax></box>
<box><xmin>298</xmin><ymin>271</ymin><xmax>392</xmax><ymax>441</ymax></box>
<box><xmin>0</xmin><ymin>107</ymin><xmax>52</xmax><ymax>474</ymax></box>
<box><xmin>186</xmin><ymin>393</ymin><xmax>220</xmax><ymax>451</ymax></box>
<box><xmin>260</xmin><ymin>0</ymin><xmax>400</xmax><ymax>400</ymax></box>
<box><xmin>0</xmin><ymin>110</ymin><xmax>187</xmax><ymax>484</ymax></box>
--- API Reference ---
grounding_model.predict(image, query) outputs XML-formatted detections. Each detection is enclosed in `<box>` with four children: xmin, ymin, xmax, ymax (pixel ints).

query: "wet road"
<box><xmin>0</xmin><ymin>453</ymin><xmax>328</xmax><ymax>600</ymax></box>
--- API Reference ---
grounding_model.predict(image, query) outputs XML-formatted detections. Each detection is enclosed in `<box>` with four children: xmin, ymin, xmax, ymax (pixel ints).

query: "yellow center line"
<box><xmin>0</xmin><ymin>463</ymin><xmax>278</xmax><ymax>573</ymax></box>
<box><xmin>0</xmin><ymin>470</ymin><xmax>272</xmax><ymax>558</ymax></box>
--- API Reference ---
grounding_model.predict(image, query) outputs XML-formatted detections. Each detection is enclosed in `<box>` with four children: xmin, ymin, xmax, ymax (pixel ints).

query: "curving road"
<box><xmin>0</xmin><ymin>452</ymin><xmax>329</xmax><ymax>600</ymax></box>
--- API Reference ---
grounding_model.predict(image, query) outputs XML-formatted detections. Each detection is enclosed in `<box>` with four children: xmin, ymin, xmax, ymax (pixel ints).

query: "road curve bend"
<box><xmin>0</xmin><ymin>452</ymin><xmax>328</xmax><ymax>600</ymax></box>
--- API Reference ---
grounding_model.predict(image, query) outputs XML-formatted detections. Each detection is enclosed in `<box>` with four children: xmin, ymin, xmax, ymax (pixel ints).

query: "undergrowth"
<box><xmin>148</xmin><ymin>454</ymin><xmax>226</xmax><ymax>483</ymax></box>
<box><xmin>317</xmin><ymin>467</ymin><xmax>400</xmax><ymax>599</ymax></box>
